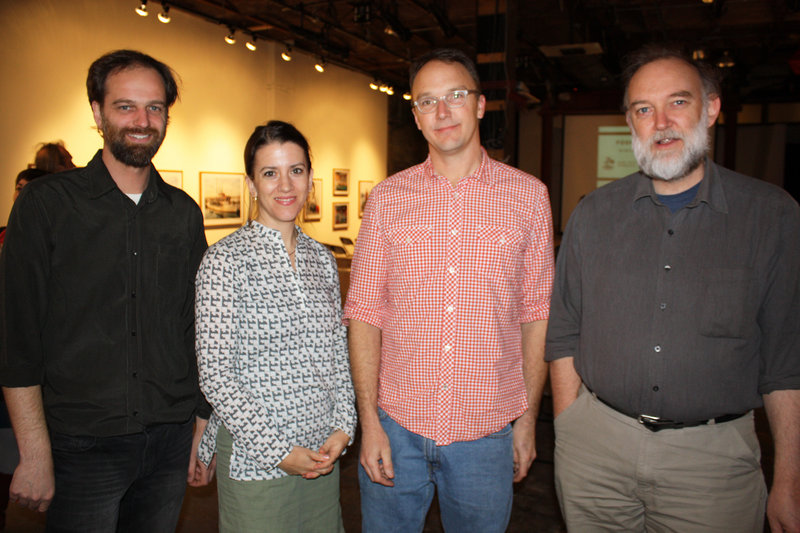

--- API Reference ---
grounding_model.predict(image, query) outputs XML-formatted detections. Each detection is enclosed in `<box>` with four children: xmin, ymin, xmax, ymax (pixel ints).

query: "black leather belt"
<box><xmin>592</xmin><ymin>394</ymin><xmax>746</xmax><ymax>432</ymax></box>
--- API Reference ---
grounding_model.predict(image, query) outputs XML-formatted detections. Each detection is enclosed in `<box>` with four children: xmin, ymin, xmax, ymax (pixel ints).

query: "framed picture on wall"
<box><xmin>332</xmin><ymin>168</ymin><xmax>349</xmax><ymax>196</ymax></box>
<box><xmin>358</xmin><ymin>180</ymin><xmax>373</xmax><ymax>218</ymax></box>
<box><xmin>332</xmin><ymin>202</ymin><xmax>348</xmax><ymax>230</ymax></box>
<box><xmin>304</xmin><ymin>179</ymin><xmax>322</xmax><ymax>221</ymax></box>
<box><xmin>159</xmin><ymin>170</ymin><xmax>183</xmax><ymax>189</ymax></box>
<box><xmin>199</xmin><ymin>172</ymin><xmax>245</xmax><ymax>228</ymax></box>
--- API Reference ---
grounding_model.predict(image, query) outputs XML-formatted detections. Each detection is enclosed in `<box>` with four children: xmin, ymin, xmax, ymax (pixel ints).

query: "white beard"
<box><xmin>631</xmin><ymin>108</ymin><xmax>710</xmax><ymax>182</ymax></box>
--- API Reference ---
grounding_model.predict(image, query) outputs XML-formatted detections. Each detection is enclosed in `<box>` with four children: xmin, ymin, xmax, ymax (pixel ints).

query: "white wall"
<box><xmin>0</xmin><ymin>0</ymin><xmax>388</xmax><ymax>245</ymax></box>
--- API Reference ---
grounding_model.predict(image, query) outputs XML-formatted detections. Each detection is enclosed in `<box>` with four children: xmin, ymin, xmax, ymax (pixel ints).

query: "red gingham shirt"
<box><xmin>344</xmin><ymin>150</ymin><xmax>554</xmax><ymax>445</ymax></box>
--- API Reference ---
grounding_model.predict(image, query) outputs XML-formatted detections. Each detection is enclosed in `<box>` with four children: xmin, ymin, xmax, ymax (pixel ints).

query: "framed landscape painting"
<box><xmin>304</xmin><ymin>179</ymin><xmax>322</xmax><ymax>221</ymax></box>
<box><xmin>333</xmin><ymin>202</ymin><xmax>348</xmax><ymax>230</ymax></box>
<box><xmin>199</xmin><ymin>172</ymin><xmax>245</xmax><ymax>228</ymax></box>
<box><xmin>333</xmin><ymin>168</ymin><xmax>349</xmax><ymax>196</ymax></box>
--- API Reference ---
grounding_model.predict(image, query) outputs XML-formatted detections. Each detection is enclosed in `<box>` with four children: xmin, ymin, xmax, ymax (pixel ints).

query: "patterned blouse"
<box><xmin>195</xmin><ymin>221</ymin><xmax>356</xmax><ymax>480</ymax></box>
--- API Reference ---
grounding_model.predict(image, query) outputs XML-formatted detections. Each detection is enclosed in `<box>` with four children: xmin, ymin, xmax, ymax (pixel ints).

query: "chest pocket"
<box><xmin>475</xmin><ymin>225</ymin><xmax>525</xmax><ymax>277</ymax></box>
<box><xmin>385</xmin><ymin>225</ymin><xmax>433</xmax><ymax>293</ymax></box>
<box><xmin>698</xmin><ymin>267</ymin><xmax>753</xmax><ymax>339</ymax></box>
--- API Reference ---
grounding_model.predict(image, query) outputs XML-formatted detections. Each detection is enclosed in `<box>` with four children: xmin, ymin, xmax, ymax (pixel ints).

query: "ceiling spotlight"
<box><xmin>386</xmin><ymin>87</ymin><xmax>394</xmax><ymax>96</ymax></box>
<box><xmin>369</xmin><ymin>80</ymin><xmax>379</xmax><ymax>90</ymax></box>
<box><xmin>701</xmin><ymin>0</ymin><xmax>714</xmax><ymax>3</ymax></box>
<box><xmin>315</xmin><ymin>60</ymin><xmax>325</xmax><ymax>73</ymax></box>
<box><xmin>135</xmin><ymin>1</ymin><xmax>148</xmax><ymax>16</ymax></box>
<box><xmin>281</xmin><ymin>47</ymin><xmax>292</xmax><ymax>61</ymax></box>
<box><xmin>716</xmin><ymin>50</ymin><xmax>735</xmax><ymax>68</ymax></box>
<box><xmin>224</xmin><ymin>28</ymin><xmax>236</xmax><ymax>45</ymax></box>
<box><xmin>157</xmin><ymin>4</ymin><xmax>170</xmax><ymax>23</ymax></box>
<box><xmin>246</xmin><ymin>37</ymin><xmax>257</xmax><ymax>51</ymax></box>
<box><xmin>692</xmin><ymin>49</ymin><xmax>706</xmax><ymax>61</ymax></box>
<box><xmin>402</xmin><ymin>92</ymin><xmax>412</xmax><ymax>100</ymax></box>
<box><xmin>379</xmin><ymin>84</ymin><xmax>388</xmax><ymax>93</ymax></box>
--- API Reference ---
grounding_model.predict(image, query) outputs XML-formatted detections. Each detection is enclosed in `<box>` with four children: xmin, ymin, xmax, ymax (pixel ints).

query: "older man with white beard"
<box><xmin>546</xmin><ymin>44</ymin><xmax>800</xmax><ymax>533</ymax></box>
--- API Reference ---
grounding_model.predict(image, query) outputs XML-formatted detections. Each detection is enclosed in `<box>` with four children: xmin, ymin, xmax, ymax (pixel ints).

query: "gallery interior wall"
<box><xmin>0</xmin><ymin>0</ymin><xmax>388</xmax><ymax>246</ymax></box>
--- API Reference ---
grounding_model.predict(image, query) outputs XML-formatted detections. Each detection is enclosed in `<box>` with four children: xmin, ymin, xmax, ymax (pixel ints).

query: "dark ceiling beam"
<box><xmin>407</xmin><ymin>0</ymin><xmax>470</xmax><ymax>45</ymax></box>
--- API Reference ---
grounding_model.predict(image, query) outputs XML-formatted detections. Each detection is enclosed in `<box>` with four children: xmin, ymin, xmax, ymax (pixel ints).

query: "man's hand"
<box><xmin>359</xmin><ymin>424</ymin><xmax>394</xmax><ymax>487</ymax></box>
<box><xmin>9</xmin><ymin>456</ymin><xmax>54</xmax><ymax>512</ymax></box>
<box><xmin>512</xmin><ymin>409</ymin><xmax>537</xmax><ymax>482</ymax></box>
<box><xmin>187</xmin><ymin>416</ymin><xmax>214</xmax><ymax>487</ymax></box>
<box><xmin>767</xmin><ymin>478</ymin><xmax>800</xmax><ymax>533</ymax></box>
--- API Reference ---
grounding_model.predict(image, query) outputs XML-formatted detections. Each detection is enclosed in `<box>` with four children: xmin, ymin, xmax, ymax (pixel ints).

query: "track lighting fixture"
<box><xmin>281</xmin><ymin>47</ymin><xmax>293</xmax><ymax>61</ymax></box>
<box><xmin>716</xmin><ymin>50</ymin><xmax>735</xmax><ymax>68</ymax></box>
<box><xmin>135</xmin><ymin>1</ymin><xmax>148</xmax><ymax>16</ymax></box>
<box><xmin>315</xmin><ymin>59</ymin><xmax>325</xmax><ymax>73</ymax></box>
<box><xmin>224</xmin><ymin>28</ymin><xmax>236</xmax><ymax>45</ymax></box>
<box><xmin>402</xmin><ymin>92</ymin><xmax>412</xmax><ymax>100</ymax></box>
<box><xmin>157</xmin><ymin>4</ymin><xmax>171</xmax><ymax>23</ymax></box>
<box><xmin>386</xmin><ymin>87</ymin><xmax>394</xmax><ymax>96</ymax></box>
<box><xmin>369</xmin><ymin>80</ymin><xmax>379</xmax><ymax>90</ymax></box>
<box><xmin>246</xmin><ymin>36</ymin><xmax>257</xmax><ymax>51</ymax></box>
<box><xmin>379</xmin><ymin>84</ymin><xmax>388</xmax><ymax>93</ymax></box>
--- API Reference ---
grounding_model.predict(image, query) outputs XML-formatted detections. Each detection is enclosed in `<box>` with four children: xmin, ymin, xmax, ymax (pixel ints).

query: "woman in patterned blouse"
<box><xmin>193</xmin><ymin>121</ymin><xmax>357</xmax><ymax>532</ymax></box>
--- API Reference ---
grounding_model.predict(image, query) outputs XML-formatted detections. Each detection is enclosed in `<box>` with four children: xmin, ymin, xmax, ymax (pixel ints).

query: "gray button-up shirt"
<box><xmin>546</xmin><ymin>159</ymin><xmax>800</xmax><ymax>421</ymax></box>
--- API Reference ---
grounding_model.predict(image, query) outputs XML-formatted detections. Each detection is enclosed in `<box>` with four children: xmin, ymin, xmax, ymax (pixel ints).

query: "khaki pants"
<box><xmin>216</xmin><ymin>425</ymin><xmax>345</xmax><ymax>533</ymax></box>
<box><xmin>554</xmin><ymin>387</ymin><xmax>767</xmax><ymax>532</ymax></box>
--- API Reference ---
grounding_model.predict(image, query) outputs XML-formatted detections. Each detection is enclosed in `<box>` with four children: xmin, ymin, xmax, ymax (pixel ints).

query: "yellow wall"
<box><xmin>0</xmin><ymin>0</ymin><xmax>387</xmax><ymax>246</ymax></box>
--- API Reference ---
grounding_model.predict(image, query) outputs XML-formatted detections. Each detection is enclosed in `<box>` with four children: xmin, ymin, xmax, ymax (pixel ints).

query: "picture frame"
<box><xmin>358</xmin><ymin>180</ymin><xmax>373</xmax><ymax>218</ymax></box>
<box><xmin>332</xmin><ymin>202</ymin><xmax>349</xmax><ymax>230</ymax></box>
<box><xmin>304</xmin><ymin>178</ymin><xmax>322</xmax><ymax>221</ymax></box>
<box><xmin>159</xmin><ymin>169</ymin><xmax>183</xmax><ymax>189</ymax></box>
<box><xmin>199</xmin><ymin>172</ymin><xmax>245</xmax><ymax>228</ymax></box>
<box><xmin>332</xmin><ymin>168</ymin><xmax>350</xmax><ymax>196</ymax></box>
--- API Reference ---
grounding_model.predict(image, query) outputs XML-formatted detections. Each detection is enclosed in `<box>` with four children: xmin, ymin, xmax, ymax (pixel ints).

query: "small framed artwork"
<box><xmin>332</xmin><ymin>168</ymin><xmax>349</xmax><ymax>196</ymax></box>
<box><xmin>332</xmin><ymin>202</ymin><xmax>349</xmax><ymax>230</ymax></box>
<box><xmin>159</xmin><ymin>170</ymin><xmax>183</xmax><ymax>189</ymax></box>
<box><xmin>358</xmin><ymin>180</ymin><xmax>373</xmax><ymax>218</ymax></box>
<box><xmin>304</xmin><ymin>179</ymin><xmax>322</xmax><ymax>221</ymax></box>
<box><xmin>199</xmin><ymin>172</ymin><xmax>245</xmax><ymax>228</ymax></box>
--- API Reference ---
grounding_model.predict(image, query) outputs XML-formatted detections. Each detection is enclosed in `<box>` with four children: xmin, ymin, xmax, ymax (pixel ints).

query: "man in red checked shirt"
<box><xmin>344</xmin><ymin>48</ymin><xmax>554</xmax><ymax>533</ymax></box>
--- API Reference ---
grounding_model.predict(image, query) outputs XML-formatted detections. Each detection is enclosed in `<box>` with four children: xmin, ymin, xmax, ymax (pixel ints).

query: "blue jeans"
<box><xmin>359</xmin><ymin>408</ymin><xmax>514</xmax><ymax>533</ymax></box>
<box><xmin>45</xmin><ymin>420</ymin><xmax>192</xmax><ymax>533</ymax></box>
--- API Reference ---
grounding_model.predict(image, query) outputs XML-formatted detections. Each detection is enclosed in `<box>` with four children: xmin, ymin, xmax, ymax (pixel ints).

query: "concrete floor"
<box><xmin>5</xmin><ymin>395</ymin><xmax>774</xmax><ymax>532</ymax></box>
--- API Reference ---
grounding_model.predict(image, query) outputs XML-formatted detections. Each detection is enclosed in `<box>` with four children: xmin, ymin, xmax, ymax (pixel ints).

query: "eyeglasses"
<box><xmin>412</xmin><ymin>89</ymin><xmax>480</xmax><ymax>114</ymax></box>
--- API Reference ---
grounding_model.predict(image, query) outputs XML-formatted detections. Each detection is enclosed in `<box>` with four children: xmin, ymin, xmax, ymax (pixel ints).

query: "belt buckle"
<box><xmin>638</xmin><ymin>414</ymin><xmax>665</xmax><ymax>431</ymax></box>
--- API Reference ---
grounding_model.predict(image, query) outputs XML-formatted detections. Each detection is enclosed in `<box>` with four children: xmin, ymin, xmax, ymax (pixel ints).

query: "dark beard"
<box><xmin>102</xmin><ymin>121</ymin><xmax>165</xmax><ymax>168</ymax></box>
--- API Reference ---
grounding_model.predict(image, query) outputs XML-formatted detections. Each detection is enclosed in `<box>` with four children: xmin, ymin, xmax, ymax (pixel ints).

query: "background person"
<box><xmin>194</xmin><ymin>120</ymin><xmax>357</xmax><ymax>533</ymax></box>
<box><xmin>33</xmin><ymin>142</ymin><xmax>75</xmax><ymax>174</ymax></box>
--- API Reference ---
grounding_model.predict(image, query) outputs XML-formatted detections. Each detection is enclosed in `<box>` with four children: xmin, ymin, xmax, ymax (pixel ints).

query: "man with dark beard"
<box><xmin>0</xmin><ymin>50</ymin><xmax>211</xmax><ymax>532</ymax></box>
<box><xmin>546</xmin><ymin>44</ymin><xmax>800</xmax><ymax>532</ymax></box>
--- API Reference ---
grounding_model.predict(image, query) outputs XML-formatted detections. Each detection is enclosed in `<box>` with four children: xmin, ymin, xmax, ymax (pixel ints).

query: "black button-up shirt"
<box><xmin>0</xmin><ymin>151</ymin><xmax>209</xmax><ymax>437</ymax></box>
<box><xmin>546</xmin><ymin>159</ymin><xmax>800</xmax><ymax>421</ymax></box>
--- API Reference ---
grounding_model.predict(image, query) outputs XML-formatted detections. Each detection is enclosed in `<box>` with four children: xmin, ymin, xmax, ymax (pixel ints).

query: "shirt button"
<box><xmin>131</xmin><ymin>291</ymin><xmax>136</xmax><ymax>298</ymax></box>
<box><xmin>442</xmin><ymin>385</ymin><xmax>449</xmax><ymax>391</ymax></box>
<box><xmin>667</xmin><ymin>229</ymin><xmax>674</xmax><ymax>236</ymax></box>
<box><xmin>131</xmin><ymin>331</ymin><xmax>137</xmax><ymax>336</ymax></box>
<box><xmin>133</xmin><ymin>251</ymin><xmax>138</xmax><ymax>256</ymax></box>
<box><xmin>132</xmin><ymin>372</ymin><xmax>138</xmax><ymax>378</ymax></box>
<box><xmin>654</xmin><ymin>345</ymin><xmax>661</xmax><ymax>352</ymax></box>
<box><xmin>451</xmin><ymin>229</ymin><xmax>458</xmax><ymax>236</ymax></box>
<box><xmin>444</xmin><ymin>344</ymin><xmax>452</xmax><ymax>352</ymax></box>
<box><xmin>447</xmin><ymin>267</ymin><xmax>456</xmax><ymax>274</ymax></box>
<box><xmin>446</xmin><ymin>305</ymin><xmax>455</xmax><ymax>313</ymax></box>
<box><xmin>499</xmin><ymin>236</ymin><xmax>506</xmax><ymax>244</ymax></box>
<box><xmin>133</xmin><ymin>410</ymin><xmax>139</xmax><ymax>416</ymax></box>
<box><xmin>652</xmin><ymin>386</ymin><xmax>660</xmax><ymax>392</ymax></box>
<box><xmin>660</xmin><ymin>303</ymin><xmax>667</xmax><ymax>310</ymax></box>
<box><xmin>664</xmin><ymin>265</ymin><xmax>671</xmax><ymax>271</ymax></box>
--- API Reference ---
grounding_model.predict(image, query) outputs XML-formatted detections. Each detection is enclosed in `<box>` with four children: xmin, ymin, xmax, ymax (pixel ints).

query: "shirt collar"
<box><xmin>421</xmin><ymin>147</ymin><xmax>493</xmax><ymax>186</ymax></box>
<box><xmin>632</xmin><ymin>157</ymin><xmax>728</xmax><ymax>214</ymax></box>
<box><xmin>86</xmin><ymin>149</ymin><xmax>168</xmax><ymax>205</ymax></box>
